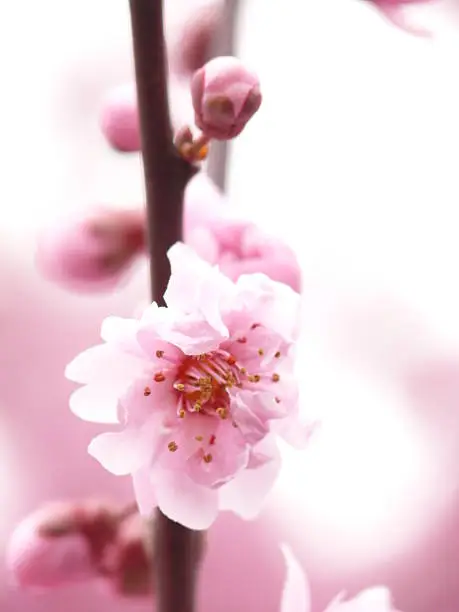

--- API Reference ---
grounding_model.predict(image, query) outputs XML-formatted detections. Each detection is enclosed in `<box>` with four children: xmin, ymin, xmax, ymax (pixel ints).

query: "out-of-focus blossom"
<box><xmin>171</xmin><ymin>2</ymin><xmax>223</xmax><ymax>76</ymax></box>
<box><xmin>6</xmin><ymin>501</ymin><xmax>119</xmax><ymax>589</ymax></box>
<box><xmin>191</xmin><ymin>56</ymin><xmax>262</xmax><ymax>140</ymax></box>
<box><xmin>184</xmin><ymin>174</ymin><xmax>302</xmax><ymax>293</ymax></box>
<box><xmin>36</xmin><ymin>208</ymin><xmax>145</xmax><ymax>292</ymax></box>
<box><xmin>66</xmin><ymin>243</ymin><xmax>311</xmax><ymax>530</ymax></box>
<box><xmin>365</xmin><ymin>0</ymin><xmax>435</xmax><ymax>36</ymax></box>
<box><xmin>280</xmin><ymin>545</ymin><xmax>402</xmax><ymax>612</ymax></box>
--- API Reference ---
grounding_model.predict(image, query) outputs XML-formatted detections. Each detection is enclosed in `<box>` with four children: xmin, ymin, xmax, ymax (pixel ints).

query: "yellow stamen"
<box><xmin>179</xmin><ymin>409</ymin><xmax>186</xmax><ymax>418</ymax></box>
<box><xmin>168</xmin><ymin>441</ymin><xmax>178</xmax><ymax>452</ymax></box>
<box><xmin>194</xmin><ymin>402</ymin><xmax>202</xmax><ymax>412</ymax></box>
<box><xmin>216</xmin><ymin>407</ymin><xmax>227</xmax><ymax>419</ymax></box>
<box><xmin>203</xmin><ymin>453</ymin><xmax>213</xmax><ymax>463</ymax></box>
<box><xmin>275</xmin><ymin>351</ymin><xmax>281</xmax><ymax>359</ymax></box>
<box><xmin>248</xmin><ymin>374</ymin><xmax>261</xmax><ymax>383</ymax></box>
<box><xmin>154</xmin><ymin>372</ymin><xmax>166</xmax><ymax>383</ymax></box>
<box><xmin>156</xmin><ymin>350</ymin><xmax>164</xmax><ymax>358</ymax></box>
<box><xmin>258</xmin><ymin>348</ymin><xmax>264</xmax><ymax>356</ymax></box>
<box><xmin>272</xmin><ymin>373</ymin><xmax>280</xmax><ymax>382</ymax></box>
<box><xmin>175</xmin><ymin>383</ymin><xmax>185</xmax><ymax>392</ymax></box>
<box><xmin>195</xmin><ymin>435</ymin><xmax>204</xmax><ymax>442</ymax></box>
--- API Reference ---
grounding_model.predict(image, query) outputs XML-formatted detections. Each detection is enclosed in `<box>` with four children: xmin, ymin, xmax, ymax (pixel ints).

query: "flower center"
<box><xmin>173</xmin><ymin>349</ymin><xmax>244</xmax><ymax>420</ymax></box>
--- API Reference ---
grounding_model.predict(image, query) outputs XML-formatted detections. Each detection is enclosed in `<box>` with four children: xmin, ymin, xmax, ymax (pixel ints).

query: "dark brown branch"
<box><xmin>128</xmin><ymin>2</ymin><xmax>199</xmax><ymax>612</ymax></box>
<box><xmin>129</xmin><ymin>0</ymin><xmax>196</xmax><ymax>303</ymax></box>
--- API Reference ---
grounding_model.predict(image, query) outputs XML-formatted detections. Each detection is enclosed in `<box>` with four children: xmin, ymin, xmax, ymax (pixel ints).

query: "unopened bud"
<box><xmin>191</xmin><ymin>56</ymin><xmax>262</xmax><ymax>140</ymax></box>
<box><xmin>99</xmin><ymin>85</ymin><xmax>140</xmax><ymax>152</ymax></box>
<box><xmin>36</xmin><ymin>208</ymin><xmax>145</xmax><ymax>292</ymax></box>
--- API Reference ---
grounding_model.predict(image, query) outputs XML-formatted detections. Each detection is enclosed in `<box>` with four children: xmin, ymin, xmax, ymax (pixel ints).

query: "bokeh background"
<box><xmin>2</xmin><ymin>0</ymin><xmax>459</xmax><ymax>610</ymax></box>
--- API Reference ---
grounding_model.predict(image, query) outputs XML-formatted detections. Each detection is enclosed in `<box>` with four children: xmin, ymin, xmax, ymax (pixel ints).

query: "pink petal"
<box><xmin>88</xmin><ymin>420</ymin><xmax>158</xmax><ymax>476</ymax></box>
<box><xmin>100</xmin><ymin>316</ymin><xmax>146</xmax><ymax>358</ymax></box>
<box><xmin>153</xmin><ymin>469</ymin><xmax>219</xmax><ymax>530</ymax></box>
<box><xmin>132</xmin><ymin>467</ymin><xmax>157</xmax><ymax>517</ymax></box>
<box><xmin>219</xmin><ymin>436</ymin><xmax>281</xmax><ymax>519</ymax></box>
<box><xmin>138</xmin><ymin>301</ymin><xmax>225</xmax><ymax>356</ymax></box>
<box><xmin>165</xmin><ymin>242</ymin><xmax>233</xmax><ymax>335</ymax></box>
<box><xmin>280</xmin><ymin>545</ymin><xmax>311</xmax><ymax>612</ymax></box>
<box><xmin>271</xmin><ymin>417</ymin><xmax>318</xmax><ymax>450</ymax></box>
<box><xmin>65</xmin><ymin>343</ymin><xmax>146</xmax><ymax>385</ymax></box>
<box><xmin>230</xmin><ymin>394</ymin><xmax>270</xmax><ymax>445</ymax></box>
<box><xmin>69</xmin><ymin>383</ymin><xmax>120</xmax><ymax>424</ymax></box>
<box><xmin>235</xmin><ymin>274</ymin><xmax>301</xmax><ymax>343</ymax></box>
<box><xmin>325</xmin><ymin>587</ymin><xmax>397</xmax><ymax>612</ymax></box>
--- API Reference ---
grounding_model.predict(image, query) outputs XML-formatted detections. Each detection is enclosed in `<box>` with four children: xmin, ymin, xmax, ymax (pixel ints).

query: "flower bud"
<box><xmin>99</xmin><ymin>85</ymin><xmax>140</xmax><ymax>152</ymax></box>
<box><xmin>6</xmin><ymin>501</ymin><xmax>127</xmax><ymax>590</ymax></box>
<box><xmin>100</xmin><ymin>513</ymin><xmax>154</xmax><ymax>597</ymax></box>
<box><xmin>191</xmin><ymin>56</ymin><xmax>262</xmax><ymax>140</ymax></box>
<box><xmin>36</xmin><ymin>208</ymin><xmax>145</xmax><ymax>292</ymax></box>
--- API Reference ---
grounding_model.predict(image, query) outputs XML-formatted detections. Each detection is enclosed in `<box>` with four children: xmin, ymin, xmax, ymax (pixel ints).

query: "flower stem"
<box><xmin>207</xmin><ymin>0</ymin><xmax>240</xmax><ymax>191</ymax></box>
<box><xmin>127</xmin><ymin>2</ymin><xmax>200</xmax><ymax>612</ymax></box>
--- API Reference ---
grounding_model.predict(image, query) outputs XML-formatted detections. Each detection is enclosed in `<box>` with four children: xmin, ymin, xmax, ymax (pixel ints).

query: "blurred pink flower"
<box><xmin>191</xmin><ymin>56</ymin><xmax>262</xmax><ymax>140</ymax></box>
<box><xmin>36</xmin><ymin>208</ymin><xmax>145</xmax><ymax>292</ymax></box>
<box><xmin>66</xmin><ymin>242</ymin><xmax>310</xmax><ymax>529</ymax></box>
<box><xmin>185</xmin><ymin>174</ymin><xmax>302</xmax><ymax>292</ymax></box>
<box><xmin>99</xmin><ymin>85</ymin><xmax>140</xmax><ymax>152</ymax></box>
<box><xmin>280</xmin><ymin>545</ymin><xmax>402</xmax><ymax>612</ymax></box>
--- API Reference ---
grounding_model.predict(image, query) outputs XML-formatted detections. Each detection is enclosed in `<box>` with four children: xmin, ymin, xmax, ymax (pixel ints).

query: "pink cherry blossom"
<box><xmin>66</xmin><ymin>243</ymin><xmax>311</xmax><ymax>530</ymax></box>
<box><xmin>280</xmin><ymin>545</ymin><xmax>402</xmax><ymax>612</ymax></box>
<box><xmin>191</xmin><ymin>56</ymin><xmax>262</xmax><ymax>140</ymax></box>
<box><xmin>184</xmin><ymin>173</ymin><xmax>302</xmax><ymax>292</ymax></box>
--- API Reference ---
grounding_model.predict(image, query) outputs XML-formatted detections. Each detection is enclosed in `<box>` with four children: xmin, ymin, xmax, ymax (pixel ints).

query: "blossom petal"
<box><xmin>88</xmin><ymin>430</ymin><xmax>149</xmax><ymax>476</ymax></box>
<box><xmin>132</xmin><ymin>467</ymin><xmax>157</xmax><ymax>517</ymax></box>
<box><xmin>280</xmin><ymin>545</ymin><xmax>311</xmax><ymax>612</ymax></box>
<box><xmin>138</xmin><ymin>302</ymin><xmax>226</xmax><ymax>355</ymax></box>
<box><xmin>88</xmin><ymin>415</ymin><xmax>161</xmax><ymax>475</ymax></box>
<box><xmin>165</xmin><ymin>242</ymin><xmax>234</xmax><ymax>337</ymax></box>
<box><xmin>69</xmin><ymin>384</ymin><xmax>120</xmax><ymax>424</ymax></box>
<box><xmin>235</xmin><ymin>273</ymin><xmax>301</xmax><ymax>343</ymax></box>
<box><xmin>100</xmin><ymin>316</ymin><xmax>146</xmax><ymax>358</ymax></box>
<box><xmin>153</xmin><ymin>469</ymin><xmax>219</xmax><ymax>530</ymax></box>
<box><xmin>325</xmin><ymin>587</ymin><xmax>396</xmax><ymax>612</ymax></box>
<box><xmin>65</xmin><ymin>343</ymin><xmax>147</xmax><ymax>385</ymax></box>
<box><xmin>219</xmin><ymin>436</ymin><xmax>281</xmax><ymax>519</ymax></box>
<box><xmin>271</xmin><ymin>417</ymin><xmax>318</xmax><ymax>450</ymax></box>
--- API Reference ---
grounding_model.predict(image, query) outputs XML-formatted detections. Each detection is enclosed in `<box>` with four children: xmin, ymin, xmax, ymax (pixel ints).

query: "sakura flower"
<box><xmin>280</xmin><ymin>545</ymin><xmax>402</xmax><ymax>612</ymax></box>
<box><xmin>66</xmin><ymin>243</ymin><xmax>310</xmax><ymax>530</ymax></box>
<box><xmin>191</xmin><ymin>56</ymin><xmax>262</xmax><ymax>140</ymax></box>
